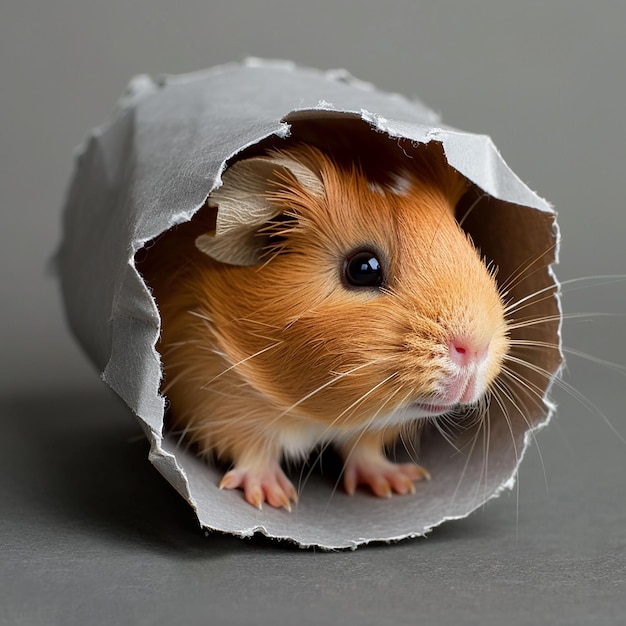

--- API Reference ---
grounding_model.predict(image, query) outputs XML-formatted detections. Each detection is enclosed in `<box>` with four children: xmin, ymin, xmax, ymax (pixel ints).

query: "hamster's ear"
<box><xmin>196</xmin><ymin>154</ymin><xmax>324</xmax><ymax>266</ymax></box>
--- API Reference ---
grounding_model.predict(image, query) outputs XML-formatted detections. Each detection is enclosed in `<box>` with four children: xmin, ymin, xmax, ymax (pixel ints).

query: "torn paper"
<box><xmin>56</xmin><ymin>59</ymin><xmax>562</xmax><ymax>549</ymax></box>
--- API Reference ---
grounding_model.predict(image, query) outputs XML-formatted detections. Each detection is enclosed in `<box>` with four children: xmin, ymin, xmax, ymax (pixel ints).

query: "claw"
<box><xmin>219</xmin><ymin>462</ymin><xmax>298</xmax><ymax>511</ymax></box>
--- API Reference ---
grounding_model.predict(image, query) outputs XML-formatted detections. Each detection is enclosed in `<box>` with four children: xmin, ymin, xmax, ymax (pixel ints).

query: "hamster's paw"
<box><xmin>342</xmin><ymin>453</ymin><xmax>430</xmax><ymax>498</ymax></box>
<box><xmin>219</xmin><ymin>461</ymin><xmax>298</xmax><ymax>511</ymax></box>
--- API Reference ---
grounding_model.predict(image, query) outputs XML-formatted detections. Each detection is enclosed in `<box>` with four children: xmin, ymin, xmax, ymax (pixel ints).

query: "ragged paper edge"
<box><xmin>113</xmin><ymin>122</ymin><xmax>297</xmax><ymax>526</ymax></box>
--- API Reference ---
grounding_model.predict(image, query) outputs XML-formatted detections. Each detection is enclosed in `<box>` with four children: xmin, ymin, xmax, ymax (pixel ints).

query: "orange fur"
<box><xmin>139</xmin><ymin>142</ymin><xmax>509</xmax><ymax>507</ymax></box>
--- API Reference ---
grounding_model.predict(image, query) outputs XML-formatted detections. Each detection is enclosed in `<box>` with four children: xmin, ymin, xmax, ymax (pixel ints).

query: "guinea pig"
<box><xmin>140</xmin><ymin>141</ymin><xmax>510</xmax><ymax>511</ymax></box>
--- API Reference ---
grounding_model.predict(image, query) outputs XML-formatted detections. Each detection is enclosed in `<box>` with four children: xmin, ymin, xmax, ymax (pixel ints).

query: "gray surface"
<box><xmin>1</xmin><ymin>1</ymin><xmax>625</xmax><ymax>624</ymax></box>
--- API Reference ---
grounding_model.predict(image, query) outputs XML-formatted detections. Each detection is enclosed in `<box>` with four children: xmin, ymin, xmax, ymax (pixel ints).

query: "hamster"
<box><xmin>140</xmin><ymin>142</ymin><xmax>509</xmax><ymax>510</ymax></box>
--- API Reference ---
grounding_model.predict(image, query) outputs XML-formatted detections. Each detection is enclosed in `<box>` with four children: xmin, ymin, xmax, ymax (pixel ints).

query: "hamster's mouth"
<box><xmin>409</xmin><ymin>402</ymin><xmax>459</xmax><ymax>416</ymax></box>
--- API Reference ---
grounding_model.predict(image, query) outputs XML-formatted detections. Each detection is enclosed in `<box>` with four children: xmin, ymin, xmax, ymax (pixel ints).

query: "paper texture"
<box><xmin>57</xmin><ymin>59</ymin><xmax>562</xmax><ymax>548</ymax></box>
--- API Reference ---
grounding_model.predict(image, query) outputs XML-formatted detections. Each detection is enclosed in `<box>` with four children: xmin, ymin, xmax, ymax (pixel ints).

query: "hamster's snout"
<box><xmin>449</xmin><ymin>337</ymin><xmax>490</xmax><ymax>368</ymax></box>
<box><xmin>446</xmin><ymin>337</ymin><xmax>492</xmax><ymax>403</ymax></box>
<box><xmin>412</xmin><ymin>329</ymin><xmax>506</xmax><ymax>416</ymax></box>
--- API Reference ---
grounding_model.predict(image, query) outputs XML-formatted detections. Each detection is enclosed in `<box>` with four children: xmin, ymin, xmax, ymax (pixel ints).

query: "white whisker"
<box><xmin>457</xmin><ymin>190</ymin><xmax>488</xmax><ymax>228</ymax></box>
<box><xmin>505</xmin><ymin>275</ymin><xmax>626</xmax><ymax>316</ymax></box>
<box><xmin>274</xmin><ymin>358</ymin><xmax>393</xmax><ymax>421</ymax></box>
<box><xmin>200</xmin><ymin>341</ymin><xmax>284</xmax><ymax>388</ymax></box>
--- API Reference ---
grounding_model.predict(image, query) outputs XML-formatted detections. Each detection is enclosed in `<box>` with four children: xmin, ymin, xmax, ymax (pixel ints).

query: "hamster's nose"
<box><xmin>449</xmin><ymin>337</ymin><xmax>490</xmax><ymax>368</ymax></box>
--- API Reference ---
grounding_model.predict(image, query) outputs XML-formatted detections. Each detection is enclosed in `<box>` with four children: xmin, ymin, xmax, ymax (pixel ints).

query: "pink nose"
<box><xmin>449</xmin><ymin>338</ymin><xmax>489</xmax><ymax>367</ymax></box>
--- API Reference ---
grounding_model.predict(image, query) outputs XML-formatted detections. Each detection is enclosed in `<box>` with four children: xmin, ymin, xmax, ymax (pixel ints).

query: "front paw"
<box><xmin>219</xmin><ymin>461</ymin><xmax>298</xmax><ymax>511</ymax></box>
<box><xmin>342</xmin><ymin>453</ymin><xmax>430</xmax><ymax>498</ymax></box>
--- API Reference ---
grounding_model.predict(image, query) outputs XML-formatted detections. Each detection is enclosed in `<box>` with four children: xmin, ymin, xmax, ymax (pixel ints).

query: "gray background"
<box><xmin>2</xmin><ymin>1</ymin><xmax>625</xmax><ymax>624</ymax></box>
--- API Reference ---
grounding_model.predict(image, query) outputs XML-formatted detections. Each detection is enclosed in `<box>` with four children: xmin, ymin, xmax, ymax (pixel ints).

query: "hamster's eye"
<box><xmin>343</xmin><ymin>250</ymin><xmax>384</xmax><ymax>288</ymax></box>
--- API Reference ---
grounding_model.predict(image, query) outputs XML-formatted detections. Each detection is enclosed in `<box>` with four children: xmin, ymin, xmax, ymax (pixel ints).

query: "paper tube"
<box><xmin>57</xmin><ymin>59</ymin><xmax>562</xmax><ymax>548</ymax></box>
